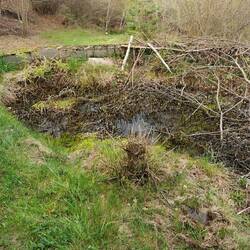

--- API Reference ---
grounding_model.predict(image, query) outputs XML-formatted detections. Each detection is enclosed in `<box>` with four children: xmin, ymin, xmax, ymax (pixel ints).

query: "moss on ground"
<box><xmin>32</xmin><ymin>98</ymin><xmax>77</xmax><ymax>112</ymax></box>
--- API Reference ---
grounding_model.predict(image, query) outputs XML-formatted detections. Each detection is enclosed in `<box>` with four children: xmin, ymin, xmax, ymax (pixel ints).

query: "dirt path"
<box><xmin>0</xmin><ymin>16</ymin><xmax>61</xmax><ymax>54</ymax></box>
<box><xmin>0</xmin><ymin>34</ymin><xmax>52</xmax><ymax>54</ymax></box>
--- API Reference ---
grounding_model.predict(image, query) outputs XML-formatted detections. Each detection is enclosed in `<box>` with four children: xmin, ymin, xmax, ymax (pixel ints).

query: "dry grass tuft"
<box><xmin>115</xmin><ymin>136</ymin><xmax>164</xmax><ymax>185</ymax></box>
<box><xmin>119</xmin><ymin>137</ymin><xmax>149</xmax><ymax>184</ymax></box>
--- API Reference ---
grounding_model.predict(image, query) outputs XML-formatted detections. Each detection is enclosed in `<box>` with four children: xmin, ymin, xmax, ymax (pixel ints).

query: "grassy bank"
<box><xmin>0</xmin><ymin>103</ymin><xmax>249</xmax><ymax>249</ymax></box>
<box><xmin>0</xmin><ymin>105</ymin><xmax>157</xmax><ymax>249</ymax></box>
<box><xmin>0</xmin><ymin>60</ymin><xmax>249</xmax><ymax>249</ymax></box>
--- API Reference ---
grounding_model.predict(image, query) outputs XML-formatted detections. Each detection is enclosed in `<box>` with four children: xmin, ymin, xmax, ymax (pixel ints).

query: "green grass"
<box><xmin>0</xmin><ymin>57</ymin><xmax>17</xmax><ymax>75</ymax></box>
<box><xmin>0</xmin><ymin>57</ymin><xmax>18</xmax><ymax>89</ymax></box>
<box><xmin>0</xmin><ymin>105</ymin><xmax>168</xmax><ymax>249</ymax></box>
<box><xmin>41</xmin><ymin>28</ymin><xmax>130</xmax><ymax>46</ymax></box>
<box><xmin>0</xmin><ymin>103</ymin><xmax>249</xmax><ymax>249</ymax></box>
<box><xmin>0</xmin><ymin>66</ymin><xmax>249</xmax><ymax>248</ymax></box>
<box><xmin>66</xmin><ymin>57</ymin><xmax>88</xmax><ymax>72</ymax></box>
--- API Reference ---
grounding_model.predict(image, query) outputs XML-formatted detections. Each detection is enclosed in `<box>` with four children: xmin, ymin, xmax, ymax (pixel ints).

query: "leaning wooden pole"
<box><xmin>122</xmin><ymin>35</ymin><xmax>134</xmax><ymax>71</ymax></box>
<box><xmin>147</xmin><ymin>42</ymin><xmax>172</xmax><ymax>73</ymax></box>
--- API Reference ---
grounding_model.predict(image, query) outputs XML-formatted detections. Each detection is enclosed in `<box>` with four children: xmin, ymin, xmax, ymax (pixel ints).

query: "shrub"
<box><xmin>126</xmin><ymin>0</ymin><xmax>161</xmax><ymax>37</ymax></box>
<box><xmin>167</xmin><ymin>0</ymin><xmax>250</xmax><ymax>40</ymax></box>
<box><xmin>0</xmin><ymin>57</ymin><xmax>17</xmax><ymax>74</ymax></box>
<box><xmin>31</xmin><ymin>0</ymin><xmax>62</xmax><ymax>15</ymax></box>
<box><xmin>126</xmin><ymin>0</ymin><xmax>250</xmax><ymax>40</ymax></box>
<box><xmin>0</xmin><ymin>0</ymin><xmax>31</xmax><ymax>35</ymax></box>
<box><xmin>63</xmin><ymin>0</ymin><xmax>126</xmax><ymax>31</ymax></box>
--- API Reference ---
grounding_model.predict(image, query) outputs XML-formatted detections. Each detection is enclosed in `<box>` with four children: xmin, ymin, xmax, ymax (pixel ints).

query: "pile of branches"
<box><xmin>3</xmin><ymin>38</ymin><xmax>250</xmax><ymax>173</ymax></box>
<box><xmin>125</xmin><ymin>38</ymin><xmax>250</xmax><ymax>172</ymax></box>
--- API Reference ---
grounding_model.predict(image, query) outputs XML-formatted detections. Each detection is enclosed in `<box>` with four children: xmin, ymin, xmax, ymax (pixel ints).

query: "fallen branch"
<box><xmin>215</xmin><ymin>74</ymin><xmax>224</xmax><ymax>141</ymax></box>
<box><xmin>233</xmin><ymin>58</ymin><xmax>250</xmax><ymax>86</ymax></box>
<box><xmin>147</xmin><ymin>43</ymin><xmax>172</xmax><ymax>73</ymax></box>
<box><xmin>126</xmin><ymin>48</ymin><xmax>145</xmax><ymax>85</ymax></box>
<box><xmin>237</xmin><ymin>207</ymin><xmax>250</xmax><ymax>215</ymax></box>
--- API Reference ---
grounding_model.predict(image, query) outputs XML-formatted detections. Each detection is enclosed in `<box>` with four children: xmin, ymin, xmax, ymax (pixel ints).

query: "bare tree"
<box><xmin>105</xmin><ymin>0</ymin><xmax>112</xmax><ymax>32</ymax></box>
<box><xmin>66</xmin><ymin>0</ymin><xmax>126</xmax><ymax>31</ymax></box>
<box><xmin>18</xmin><ymin>0</ymin><xmax>30</xmax><ymax>35</ymax></box>
<box><xmin>1</xmin><ymin>0</ymin><xmax>30</xmax><ymax>35</ymax></box>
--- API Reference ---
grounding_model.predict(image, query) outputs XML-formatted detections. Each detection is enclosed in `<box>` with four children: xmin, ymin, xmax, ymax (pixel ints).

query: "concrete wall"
<box><xmin>0</xmin><ymin>45</ymin><xmax>126</xmax><ymax>65</ymax></box>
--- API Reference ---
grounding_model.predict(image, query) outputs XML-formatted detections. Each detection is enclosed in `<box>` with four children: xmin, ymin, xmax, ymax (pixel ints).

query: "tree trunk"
<box><xmin>105</xmin><ymin>0</ymin><xmax>112</xmax><ymax>33</ymax></box>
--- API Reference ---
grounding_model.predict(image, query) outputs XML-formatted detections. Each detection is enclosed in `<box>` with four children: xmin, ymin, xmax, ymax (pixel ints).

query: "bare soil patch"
<box><xmin>0</xmin><ymin>15</ymin><xmax>62</xmax><ymax>53</ymax></box>
<box><xmin>0</xmin><ymin>34</ymin><xmax>49</xmax><ymax>53</ymax></box>
<box><xmin>0</xmin><ymin>16</ymin><xmax>23</xmax><ymax>36</ymax></box>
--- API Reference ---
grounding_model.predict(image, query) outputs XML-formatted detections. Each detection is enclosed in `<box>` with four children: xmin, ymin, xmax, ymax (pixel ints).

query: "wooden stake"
<box><xmin>122</xmin><ymin>35</ymin><xmax>134</xmax><ymax>71</ymax></box>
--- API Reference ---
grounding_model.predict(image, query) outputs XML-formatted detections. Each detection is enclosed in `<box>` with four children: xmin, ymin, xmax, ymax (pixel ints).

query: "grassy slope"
<box><xmin>0</xmin><ymin>105</ymin><xmax>151</xmax><ymax>249</ymax></box>
<box><xmin>0</xmin><ymin>65</ymin><xmax>249</xmax><ymax>249</ymax></box>
<box><xmin>0</xmin><ymin>104</ymin><xmax>249</xmax><ymax>249</ymax></box>
<box><xmin>41</xmin><ymin>28</ymin><xmax>130</xmax><ymax>46</ymax></box>
<box><xmin>0</xmin><ymin>28</ymin><xmax>129</xmax><ymax>54</ymax></box>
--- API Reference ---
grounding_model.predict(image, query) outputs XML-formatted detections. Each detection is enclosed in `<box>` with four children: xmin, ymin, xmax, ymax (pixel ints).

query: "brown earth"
<box><xmin>0</xmin><ymin>15</ymin><xmax>62</xmax><ymax>53</ymax></box>
<box><xmin>0</xmin><ymin>34</ymin><xmax>50</xmax><ymax>53</ymax></box>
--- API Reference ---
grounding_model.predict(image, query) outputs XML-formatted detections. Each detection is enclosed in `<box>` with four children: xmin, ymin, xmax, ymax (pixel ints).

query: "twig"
<box><xmin>185</xmin><ymin>102</ymin><xmax>203</xmax><ymax>122</ymax></box>
<box><xmin>237</xmin><ymin>207</ymin><xmax>250</xmax><ymax>215</ymax></box>
<box><xmin>126</xmin><ymin>48</ymin><xmax>145</xmax><ymax>85</ymax></box>
<box><xmin>186</xmin><ymin>130</ymin><xmax>231</xmax><ymax>137</ymax></box>
<box><xmin>241</xmin><ymin>172</ymin><xmax>250</xmax><ymax>178</ymax></box>
<box><xmin>232</xmin><ymin>57</ymin><xmax>250</xmax><ymax>99</ymax></box>
<box><xmin>215</xmin><ymin>74</ymin><xmax>224</xmax><ymax>141</ymax></box>
<box><xmin>233</xmin><ymin>58</ymin><xmax>250</xmax><ymax>86</ymax></box>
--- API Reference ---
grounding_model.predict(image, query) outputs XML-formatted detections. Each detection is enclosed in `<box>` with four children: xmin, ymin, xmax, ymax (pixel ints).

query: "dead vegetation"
<box><xmin>63</xmin><ymin>0</ymin><xmax>126</xmax><ymax>31</ymax></box>
<box><xmin>2</xmin><ymin>39</ymin><xmax>250</xmax><ymax>174</ymax></box>
<box><xmin>165</xmin><ymin>0</ymin><xmax>250</xmax><ymax>40</ymax></box>
<box><xmin>31</xmin><ymin>0</ymin><xmax>61</xmax><ymax>15</ymax></box>
<box><xmin>22</xmin><ymin>137</ymin><xmax>53</xmax><ymax>165</ymax></box>
<box><xmin>116</xmin><ymin>137</ymin><xmax>165</xmax><ymax>185</ymax></box>
<box><xmin>119</xmin><ymin>138</ymin><xmax>149</xmax><ymax>184</ymax></box>
<box><xmin>0</xmin><ymin>0</ymin><xmax>31</xmax><ymax>35</ymax></box>
<box><xmin>0</xmin><ymin>15</ymin><xmax>23</xmax><ymax>35</ymax></box>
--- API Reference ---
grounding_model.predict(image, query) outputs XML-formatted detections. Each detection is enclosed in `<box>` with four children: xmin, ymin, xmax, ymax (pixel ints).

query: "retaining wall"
<box><xmin>1</xmin><ymin>45</ymin><xmax>126</xmax><ymax>65</ymax></box>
